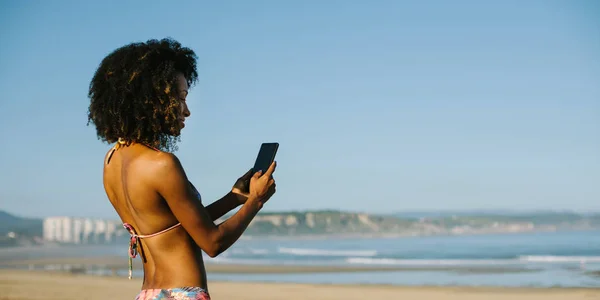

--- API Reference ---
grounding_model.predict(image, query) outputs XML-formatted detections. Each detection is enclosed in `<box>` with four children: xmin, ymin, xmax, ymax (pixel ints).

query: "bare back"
<box><xmin>103</xmin><ymin>143</ymin><xmax>208</xmax><ymax>290</ymax></box>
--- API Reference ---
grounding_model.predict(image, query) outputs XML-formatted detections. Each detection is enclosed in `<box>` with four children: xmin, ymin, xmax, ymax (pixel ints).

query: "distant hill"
<box><xmin>0</xmin><ymin>210</ymin><xmax>43</xmax><ymax>247</ymax></box>
<box><xmin>0</xmin><ymin>210</ymin><xmax>43</xmax><ymax>236</ymax></box>
<box><xmin>242</xmin><ymin>210</ymin><xmax>414</xmax><ymax>236</ymax></box>
<box><xmin>392</xmin><ymin>209</ymin><xmax>592</xmax><ymax>219</ymax></box>
<box><xmin>239</xmin><ymin>209</ymin><xmax>600</xmax><ymax>236</ymax></box>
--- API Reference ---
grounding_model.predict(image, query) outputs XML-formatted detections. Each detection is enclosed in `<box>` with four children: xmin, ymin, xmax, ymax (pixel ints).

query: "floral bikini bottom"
<box><xmin>135</xmin><ymin>287</ymin><xmax>210</xmax><ymax>300</ymax></box>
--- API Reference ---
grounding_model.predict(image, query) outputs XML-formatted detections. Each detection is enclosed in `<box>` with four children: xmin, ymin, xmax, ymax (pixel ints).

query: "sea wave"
<box><xmin>347</xmin><ymin>255</ymin><xmax>600</xmax><ymax>266</ymax></box>
<box><xmin>230</xmin><ymin>248</ymin><xmax>271</xmax><ymax>255</ymax></box>
<box><xmin>518</xmin><ymin>255</ymin><xmax>600</xmax><ymax>263</ymax></box>
<box><xmin>346</xmin><ymin>257</ymin><xmax>518</xmax><ymax>266</ymax></box>
<box><xmin>206</xmin><ymin>257</ymin><xmax>278</xmax><ymax>265</ymax></box>
<box><xmin>278</xmin><ymin>247</ymin><xmax>377</xmax><ymax>257</ymax></box>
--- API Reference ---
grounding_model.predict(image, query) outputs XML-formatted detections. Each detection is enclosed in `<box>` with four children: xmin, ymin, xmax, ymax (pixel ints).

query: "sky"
<box><xmin>0</xmin><ymin>0</ymin><xmax>598</xmax><ymax>219</ymax></box>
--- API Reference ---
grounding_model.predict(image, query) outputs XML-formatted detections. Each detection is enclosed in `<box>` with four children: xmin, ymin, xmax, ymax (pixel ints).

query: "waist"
<box><xmin>139</xmin><ymin>246</ymin><xmax>208</xmax><ymax>289</ymax></box>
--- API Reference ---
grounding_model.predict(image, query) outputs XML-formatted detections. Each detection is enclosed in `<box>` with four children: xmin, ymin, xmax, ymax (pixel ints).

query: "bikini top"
<box><xmin>106</xmin><ymin>138</ymin><xmax>201</xmax><ymax>279</ymax></box>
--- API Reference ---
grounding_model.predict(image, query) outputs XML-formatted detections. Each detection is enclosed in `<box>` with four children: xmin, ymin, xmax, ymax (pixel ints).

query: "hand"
<box><xmin>248</xmin><ymin>161</ymin><xmax>277</xmax><ymax>204</ymax></box>
<box><xmin>231</xmin><ymin>168</ymin><xmax>254</xmax><ymax>203</ymax></box>
<box><xmin>257</xmin><ymin>181</ymin><xmax>276</xmax><ymax>205</ymax></box>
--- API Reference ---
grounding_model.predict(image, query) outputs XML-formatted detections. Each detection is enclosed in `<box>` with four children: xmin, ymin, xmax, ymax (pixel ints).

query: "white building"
<box><xmin>83</xmin><ymin>218</ymin><xmax>94</xmax><ymax>243</ymax></box>
<box><xmin>43</xmin><ymin>218</ymin><xmax>57</xmax><ymax>241</ymax></box>
<box><xmin>73</xmin><ymin>218</ymin><xmax>83</xmax><ymax>244</ymax></box>
<box><xmin>42</xmin><ymin>217</ymin><xmax>123</xmax><ymax>244</ymax></box>
<box><xmin>61</xmin><ymin>217</ymin><xmax>72</xmax><ymax>243</ymax></box>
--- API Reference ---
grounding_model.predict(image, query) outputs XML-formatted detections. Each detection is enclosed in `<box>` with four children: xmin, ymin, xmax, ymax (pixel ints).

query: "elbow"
<box><xmin>204</xmin><ymin>245</ymin><xmax>223</xmax><ymax>258</ymax></box>
<box><xmin>205</xmin><ymin>243</ymin><xmax>225</xmax><ymax>258</ymax></box>
<box><xmin>205</xmin><ymin>248</ymin><xmax>222</xmax><ymax>258</ymax></box>
<box><xmin>204</xmin><ymin>234</ymin><xmax>226</xmax><ymax>258</ymax></box>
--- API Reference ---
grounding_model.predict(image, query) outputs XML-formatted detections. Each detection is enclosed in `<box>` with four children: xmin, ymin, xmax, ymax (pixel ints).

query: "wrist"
<box><xmin>245</xmin><ymin>196</ymin><xmax>263</xmax><ymax>210</ymax></box>
<box><xmin>228</xmin><ymin>191</ymin><xmax>247</xmax><ymax>205</ymax></box>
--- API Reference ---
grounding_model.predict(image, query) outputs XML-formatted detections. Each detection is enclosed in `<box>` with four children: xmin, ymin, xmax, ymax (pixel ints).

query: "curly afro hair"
<box><xmin>87</xmin><ymin>38</ymin><xmax>198</xmax><ymax>152</ymax></box>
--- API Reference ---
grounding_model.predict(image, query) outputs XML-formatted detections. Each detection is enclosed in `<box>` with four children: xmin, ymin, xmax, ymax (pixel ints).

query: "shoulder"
<box><xmin>140</xmin><ymin>151</ymin><xmax>194</xmax><ymax>196</ymax></box>
<box><xmin>144</xmin><ymin>151</ymin><xmax>197</xmax><ymax>202</ymax></box>
<box><xmin>146</xmin><ymin>151</ymin><xmax>186</xmax><ymax>177</ymax></box>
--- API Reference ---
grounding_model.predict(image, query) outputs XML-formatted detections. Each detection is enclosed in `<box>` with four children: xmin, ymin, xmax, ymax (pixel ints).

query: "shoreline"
<box><xmin>2</xmin><ymin>269</ymin><xmax>599</xmax><ymax>291</ymax></box>
<box><xmin>5</xmin><ymin>227</ymin><xmax>599</xmax><ymax>246</ymax></box>
<box><xmin>1</xmin><ymin>269</ymin><xmax>599</xmax><ymax>300</ymax></box>
<box><xmin>1</xmin><ymin>256</ymin><xmax>539</xmax><ymax>275</ymax></box>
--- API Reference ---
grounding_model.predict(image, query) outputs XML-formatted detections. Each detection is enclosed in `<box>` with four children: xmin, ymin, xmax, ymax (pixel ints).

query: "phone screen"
<box><xmin>253</xmin><ymin>142</ymin><xmax>279</xmax><ymax>173</ymax></box>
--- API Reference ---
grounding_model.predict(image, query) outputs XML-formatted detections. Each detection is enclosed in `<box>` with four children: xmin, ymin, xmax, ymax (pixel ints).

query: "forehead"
<box><xmin>175</xmin><ymin>72</ymin><xmax>189</xmax><ymax>91</ymax></box>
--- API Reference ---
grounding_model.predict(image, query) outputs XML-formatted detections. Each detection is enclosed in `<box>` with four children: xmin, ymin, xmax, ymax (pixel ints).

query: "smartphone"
<box><xmin>253</xmin><ymin>142</ymin><xmax>279</xmax><ymax>174</ymax></box>
<box><xmin>233</xmin><ymin>142</ymin><xmax>279</xmax><ymax>194</ymax></box>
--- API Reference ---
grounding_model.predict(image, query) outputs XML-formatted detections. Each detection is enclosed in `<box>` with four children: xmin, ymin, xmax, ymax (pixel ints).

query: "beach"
<box><xmin>2</xmin><ymin>231</ymin><xmax>600</xmax><ymax>291</ymax></box>
<box><xmin>2</xmin><ymin>269</ymin><xmax>599</xmax><ymax>300</ymax></box>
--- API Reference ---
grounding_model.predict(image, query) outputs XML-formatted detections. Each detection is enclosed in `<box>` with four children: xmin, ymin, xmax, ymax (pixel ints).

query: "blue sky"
<box><xmin>0</xmin><ymin>1</ymin><xmax>598</xmax><ymax>218</ymax></box>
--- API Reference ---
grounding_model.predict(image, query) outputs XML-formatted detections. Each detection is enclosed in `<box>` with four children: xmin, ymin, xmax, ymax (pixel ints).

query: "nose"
<box><xmin>182</xmin><ymin>102</ymin><xmax>191</xmax><ymax>118</ymax></box>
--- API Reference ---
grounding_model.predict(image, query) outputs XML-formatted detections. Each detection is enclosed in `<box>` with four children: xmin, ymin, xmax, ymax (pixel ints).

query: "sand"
<box><xmin>1</xmin><ymin>269</ymin><xmax>599</xmax><ymax>300</ymax></box>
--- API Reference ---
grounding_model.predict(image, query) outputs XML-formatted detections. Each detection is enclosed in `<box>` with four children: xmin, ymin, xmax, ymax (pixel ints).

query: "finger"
<box><xmin>253</xmin><ymin>170</ymin><xmax>262</xmax><ymax>178</ymax></box>
<box><xmin>268</xmin><ymin>178</ymin><xmax>275</xmax><ymax>186</ymax></box>
<box><xmin>264</xmin><ymin>161</ymin><xmax>277</xmax><ymax>178</ymax></box>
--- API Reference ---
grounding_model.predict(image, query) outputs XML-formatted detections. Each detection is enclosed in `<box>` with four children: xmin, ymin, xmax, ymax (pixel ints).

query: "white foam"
<box><xmin>229</xmin><ymin>248</ymin><xmax>270</xmax><ymax>255</ymax></box>
<box><xmin>249</xmin><ymin>248</ymin><xmax>270</xmax><ymax>254</ymax></box>
<box><xmin>278</xmin><ymin>247</ymin><xmax>377</xmax><ymax>257</ymax></box>
<box><xmin>346</xmin><ymin>257</ymin><xmax>519</xmax><ymax>266</ymax></box>
<box><xmin>347</xmin><ymin>256</ymin><xmax>600</xmax><ymax>266</ymax></box>
<box><xmin>205</xmin><ymin>257</ymin><xmax>278</xmax><ymax>265</ymax></box>
<box><xmin>518</xmin><ymin>255</ymin><xmax>600</xmax><ymax>263</ymax></box>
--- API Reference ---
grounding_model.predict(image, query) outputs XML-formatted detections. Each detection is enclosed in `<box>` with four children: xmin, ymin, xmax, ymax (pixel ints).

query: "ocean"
<box><xmin>2</xmin><ymin>230</ymin><xmax>599</xmax><ymax>288</ymax></box>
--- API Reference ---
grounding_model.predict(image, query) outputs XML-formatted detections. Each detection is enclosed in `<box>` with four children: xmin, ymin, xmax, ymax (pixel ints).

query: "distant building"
<box><xmin>73</xmin><ymin>218</ymin><xmax>82</xmax><ymax>244</ymax></box>
<box><xmin>42</xmin><ymin>216</ymin><xmax>124</xmax><ymax>244</ymax></box>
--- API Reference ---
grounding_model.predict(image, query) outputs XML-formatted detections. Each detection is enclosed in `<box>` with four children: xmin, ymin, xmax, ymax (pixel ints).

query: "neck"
<box><xmin>116</xmin><ymin>138</ymin><xmax>161</xmax><ymax>152</ymax></box>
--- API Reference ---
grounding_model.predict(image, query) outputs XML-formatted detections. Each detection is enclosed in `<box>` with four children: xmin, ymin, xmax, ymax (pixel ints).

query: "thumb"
<box><xmin>253</xmin><ymin>170</ymin><xmax>263</xmax><ymax>179</ymax></box>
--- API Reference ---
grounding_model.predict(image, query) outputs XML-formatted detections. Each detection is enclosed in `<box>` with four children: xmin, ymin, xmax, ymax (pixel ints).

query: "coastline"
<box><xmin>2</xmin><ymin>256</ymin><xmax>536</xmax><ymax>275</ymax></box>
<box><xmin>5</xmin><ymin>226</ymin><xmax>599</xmax><ymax>249</ymax></box>
<box><xmin>1</xmin><ymin>269</ymin><xmax>599</xmax><ymax>300</ymax></box>
<box><xmin>2</xmin><ymin>231</ymin><xmax>599</xmax><ymax>290</ymax></box>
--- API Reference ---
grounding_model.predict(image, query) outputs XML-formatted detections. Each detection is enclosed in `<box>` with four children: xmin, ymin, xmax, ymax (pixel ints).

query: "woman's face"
<box><xmin>173</xmin><ymin>72</ymin><xmax>190</xmax><ymax>135</ymax></box>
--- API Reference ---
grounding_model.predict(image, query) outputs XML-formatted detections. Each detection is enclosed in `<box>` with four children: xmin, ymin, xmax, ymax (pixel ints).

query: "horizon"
<box><xmin>1</xmin><ymin>1</ymin><xmax>599</xmax><ymax>218</ymax></box>
<box><xmin>3</xmin><ymin>207</ymin><xmax>599</xmax><ymax>221</ymax></box>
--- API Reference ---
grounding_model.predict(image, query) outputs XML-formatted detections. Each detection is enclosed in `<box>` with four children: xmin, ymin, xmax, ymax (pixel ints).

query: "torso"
<box><xmin>103</xmin><ymin>143</ymin><xmax>208</xmax><ymax>290</ymax></box>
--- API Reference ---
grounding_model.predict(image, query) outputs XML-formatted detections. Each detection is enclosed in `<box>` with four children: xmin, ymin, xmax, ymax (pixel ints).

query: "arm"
<box><xmin>153</xmin><ymin>153</ymin><xmax>262</xmax><ymax>258</ymax></box>
<box><xmin>205</xmin><ymin>192</ymin><xmax>246</xmax><ymax>222</ymax></box>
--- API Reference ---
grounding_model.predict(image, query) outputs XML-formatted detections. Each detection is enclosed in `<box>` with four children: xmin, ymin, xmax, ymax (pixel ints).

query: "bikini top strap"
<box><xmin>105</xmin><ymin>138</ymin><xmax>128</xmax><ymax>165</ymax></box>
<box><xmin>123</xmin><ymin>222</ymin><xmax>182</xmax><ymax>239</ymax></box>
<box><xmin>105</xmin><ymin>138</ymin><xmax>162</xmax><ymax>165</ymax></box>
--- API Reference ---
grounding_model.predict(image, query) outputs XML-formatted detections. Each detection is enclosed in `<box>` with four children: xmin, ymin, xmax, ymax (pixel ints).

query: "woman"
<box><xmin>87</xmin><ymin>38</ymin><xmax>277</xmax><ymax>300</ymax></box>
